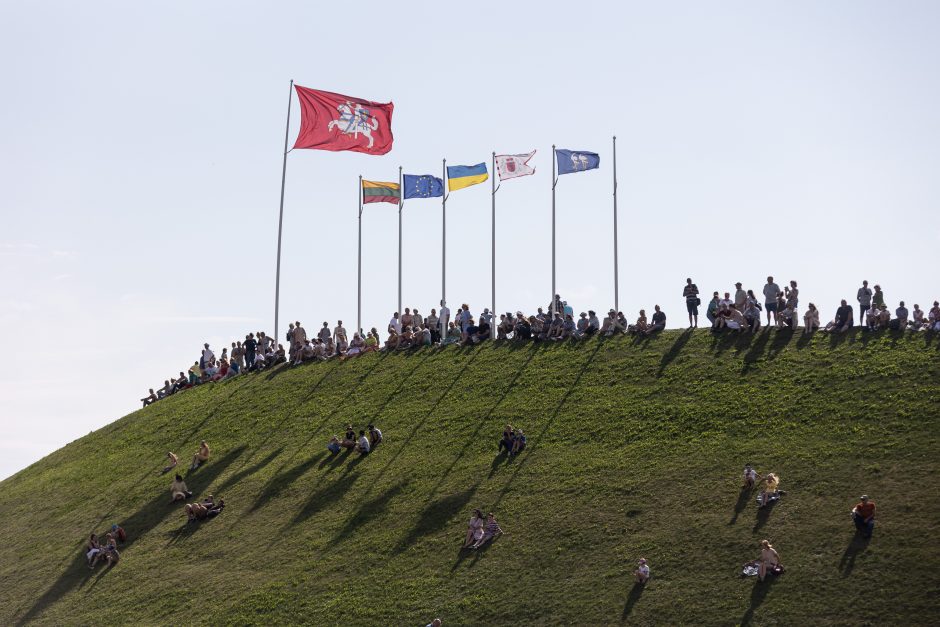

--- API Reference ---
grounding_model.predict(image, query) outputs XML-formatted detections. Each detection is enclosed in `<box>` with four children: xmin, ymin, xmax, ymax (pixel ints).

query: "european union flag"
<box><xmin>403</xmin><ymin>174</ymin><xmax>444</xmax><ymax>199</ymax></box>
<box><xmin>555</xmin><ymin>149</ymin><xmax>600</xmax><ymax>175</ymax></box>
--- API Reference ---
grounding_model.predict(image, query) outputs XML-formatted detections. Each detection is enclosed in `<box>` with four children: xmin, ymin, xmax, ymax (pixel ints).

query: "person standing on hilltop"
<box><xmin>872</xmin><ymin>284</ymin><xmax>885</xmax><ymax>310</ymax></box>
<box><xmin>857</xmin><ymin>280</ymin><xmax>873</xmax><ymax>322</ymax></box>
<box><xmin>763</xmin><ymin>276</ymin><xmax>781</xmax><ymax>326</ymax></box>
<box><xmin>683</xmin><ymin>278</ymin><xmax>700</xmax><ymax>328</ymax></box>
<box><xmin>200</xmin><ymin>343</ymin><xmax>214</xmax><ymax>370</ymax></box>
<box><xmin>734</xmin><ymin>282</ymin><xmax>747</xmax><ymax>313</ymax></box>
<box><xmin>243</xmin><ymin>334</ymin><xmax>257</xmax><ymax>370</ymax></box>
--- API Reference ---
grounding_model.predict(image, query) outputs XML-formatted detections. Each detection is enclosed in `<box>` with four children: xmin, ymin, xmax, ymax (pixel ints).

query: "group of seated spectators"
<box><xmin>497</xmin><ymin>425</ymin><xmax>527</xmax><ymax>456</ymax></box>
<box><xmin>328</xmin><ymin>424</ymin><xmax>383</xmax><ymax>455</ymax></box>
<box><xmin>85</xmin><ymin>524</ymin><xmax>126</xmax><ymax>569</ymax></box>
<box><xmin>462</xmin><ymin>509</ymin><xmax>503</xmax><ymax>550</ymax></box>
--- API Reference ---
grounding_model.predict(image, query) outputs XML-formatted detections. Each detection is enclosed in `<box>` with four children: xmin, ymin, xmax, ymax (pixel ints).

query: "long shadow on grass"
<box><xmin>493</xmin><ymin>342</ymin><xmax>603</xmax><ymax>507</ymax></box>
<box><xmin>620</xmin><ymin>582</ymin><xmax>645</xmax><ymax>622</ymax></box>
<box><xmin>740</xmin><ymin>577</ymin><xmax>776</xmax><ymax>626</ymax></box>
<box><xmin>752</xmin><ymin>500</ymin><xmax>777</xmax><ymax>533</ymax></box>
<box><xmin>657</xmin><ymin>329</ymin><xmax>693</xmax><ymax>376</ymax></box>
<box><xmin>741</xmin><ymin>329</ymin><xmax>772</xmax><ymax>374</ymax></box>
<box><xmin>330</xmin><ymin>479</ymin><xmax>411</xmax><ymax>544</ymax></box>
<box><xmin>17</xmin><ymin>447</ymin><xmax>246</xmax><ymax>625</ymax></box>
<box><xmin>729</xmin><ymin>488</ymin><xmax>752</xmax><ymax>525</ymax></box>
<box><xmin>425</xmin><ymin>348</ymin><xmax>538</xmax><ymax>500</ymax></box>
<box><xmin>839</xmin><ymin>533</ymin><xmax>870</xmax><ymax>577</ymax></box>
<box><xmin>766</xmin><ymin>329</ymin><xmax>795</xmax><ymax>359</ymax></box>
<box><xmin>216</xmin><ymin>446</ymin><xmax>284</xmax><ymax>492</ymax></box>
<box><xmin>395</xmin><ymin>485</ymin><xmax>478</xmax><ymax>553</ymax></box>
<box><xmin>251</xmin><ymin>452</ymin><xmax>327</xmax><ymax>513</ymax></box>
<box><xmin>291</xmin><ymin>472</ymin><xmax>361</xmax><ymax>525</ymax></box>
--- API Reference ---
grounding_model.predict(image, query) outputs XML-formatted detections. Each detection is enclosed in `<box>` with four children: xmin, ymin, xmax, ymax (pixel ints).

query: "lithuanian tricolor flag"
<box><xmin>362</xmin><ymin>179</ymin><xmax>401</xmax><ymax>204</ymax></box>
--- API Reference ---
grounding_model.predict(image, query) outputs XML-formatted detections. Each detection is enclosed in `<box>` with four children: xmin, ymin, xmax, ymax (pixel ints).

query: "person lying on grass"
<box><xmin>162</xmin><ymin>451</ymin><xmax>178</xmax><ymax>474</ymax></box>
<box><xmin>186</xmin><ymin>496</ymin><xmax>224</xmax><ymax>523</ymax></box>
<box><xmin>758</xmin><ymin>540</ymin><xmax>781</xmax><ymax>582</ymax></box>
<box><xmin>170</xmin><ymin>474</ymin><xmax>192</xmax><ymax>503</ymax></box>
<box><xmin>470</xmin><ymin>513</ymin><xmax>502</xmax><ymax>549</ymax></box>
<box><xmin>634</xmin><ymin>558</ymin><xmax>650</xmax><ymax>584</ymax></box>
<box><xmin>464</xmin><ymin>509</ymin><xmax>484</xmax><ymax>548</ymax></box>
<box><xmin>191</xmin><ymin>441</ymin><xmax>210</xmax><ymax>470</ymax></box>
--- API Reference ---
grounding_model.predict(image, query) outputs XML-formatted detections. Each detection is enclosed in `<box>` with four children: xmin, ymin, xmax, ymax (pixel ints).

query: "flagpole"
<box><xmin>357</xmin><ymin>175</ymin><xmax>363</xmax><ymax>335</ymax></box>
<box><xmin>491</xmin><ymin>151</ymin><xmax>497</xmax><ymax>320</ymax></box>
<box><xmin>397</xmin><ymin>166</ymin><xmax>403</xmax><ymax>317</ymax></box>
<box><xmin>442</xmin><ymin>159</ymin><xmax>448</xmax><ymax>310</ymax></box>
<box><xmin>273</xmin><ymin>78</ymin><xmax>293</xmax><ymax>349</ymax></box>
<box><xmin>551</xmin><ymin>145</ymin><xmax>557</xmax><ymax>317</ymax></box>
<box><xmin>612</xmin><ymin>135</ymin><xmax>619</xmax><ymax>313</ymax></box>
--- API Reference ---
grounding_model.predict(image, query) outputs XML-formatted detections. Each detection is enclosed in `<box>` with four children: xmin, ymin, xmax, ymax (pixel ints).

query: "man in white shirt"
<box><xmin>438</xmin><ymin>301</ymin><xmax>450</xmax><ymax>340</ymax></box>
<box><xmin>389</xmin><ymin>312</ymin><xmax>402</xmax><ymax>334</ymax></box>
<box><xmin>719</xmin><ymin>292</ymin><xmax>734</xmax><ymax>310</ymax></box>
<box><xmin>201</xmin><ymin>343</ymin><xmax>214</xmax><ymax>368</ymax></box>
<box><xmin>762</xmin><ymin>276</ymin><xmax>781</xmax><ymax>326</ymax></box>
<box><xmin>355</xmin><ymin>430</ymin><xmax>371</xmax><ymax>454</ymax></box>
<box><xmin>480</xmin><ymin>308</ymin><xmax>493</xmax><ymax>326</ymax></box>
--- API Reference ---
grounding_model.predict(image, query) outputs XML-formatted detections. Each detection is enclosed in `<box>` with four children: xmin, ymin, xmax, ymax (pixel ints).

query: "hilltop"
<box><xmin>1</xmin><ymin>329</ymin><xmax>938</xmax><ymax>626</ymax></box>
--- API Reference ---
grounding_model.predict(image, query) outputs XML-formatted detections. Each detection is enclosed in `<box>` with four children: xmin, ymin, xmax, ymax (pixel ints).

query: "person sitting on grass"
<box><xmin>634</xmin><ymin>558</ymin><xmax>650</xmax><ymax>584</ymax></box>
<box><xmin>910</xmin><ymin>305</ymin><xmax>925</xmax><ymax>331</ymax></box>
<box><xmin>341</xmin><ymin>426</ymin><xmax>357</xmax><ymax>449</ymax></box>
<box><xmin>474</xmin><ymin>318</ymin><xmax>492</xmax><ymax>343</ymax></box>
<box><xmin>170</xmin><ymin>474</ymin><xmax>192</xmax><ymax>503</ymax></box>
<box><xmin>363</xmin><ymin>330</ymin><xmax>379</xmax><ymax>352</ymax></box>
<box><xmin>758</xmin><ymin>472</ymin><xmax>783</xmax><ymax>508</ymax></box>
<box><xmin>891</xmin><ymin>302</ymin><xmax>908</xmax><ymax>330</ymax></box>
<box><xmin>186</xmin><ymin>495</ymin><xmax>223</xmax><ymax>523</ymax></box>
<box><xmin>629</xmin><ymin>310</ymin><xmax>648</xmax><ymax>335</ymax></box>
<box><xmin>510</xmin><ymin>429</ymin><xmax>526</xmax><ymax>456</ymax></box>
<box><xmin>575</xmin><ymin>312</ymin><xmax>590</xmax><ymax>338</ymax></box>
<box><xmin>191</xmin><ymin>441</ymin><xmax>210</xmax><ymax>470</ymax></box>
<box><xmin>726</xmin><ymin>306</ymin><xmax>747</xmax><ymax>331</ymax></box>
<box><xmin>368</xmin><ymin>424</ymin><xmax>383</xmax><ymax>449</ymax></box>
<box><xmin>398</xmin><ymin>326</ymin><xmax>415</xmax><ymax>350</ymax></box>
<box><xmin>464</xmin><ymin>508</ymin><xmax>484</xmax><ymax>548</ymax></box>
<box><xmin>471</xmin><ymin>512</ymin><xmax>503</xmax><ymax>549</ymax></box>
<box><xmin>742</xmin><ymin>464</ymin><xmax>758</xmax><ymax>490</ymax></box>
<box><xmin>383</xmin><ymin>328</ymin><xmax>400</xmax><ymax>351</ymax></box>
<box><xmin>327</xmin><ymin>435</ymin><xmax>342</xmax><ymax>455</ymax></box>
<box><xmin>758</xmin><ymin>540</ymin><xmax>781</xmax><ymax>582</ymax></box>
<box><xmin>162</xmin><ymin>451</ymin><xmax>179</xmax><ymax>474</ymax></box>
<box><xmin>824</xmin><ymin>300</ymin><xmax>854</xmax><ymax>333</ymax></box>
<box><xmin>851</xmin><ymin>494</ymin><xmax>876</xmax><ymax>538</ymax></box>
<box><xmin>498</xmin><ymin>425</ymin><xmax>514</xmax><ymax>454</ymax></box>
<box><xmin>615</xmin><ymin>312</ymin><xmax>629</xmax><ymax>333</ymax></box>
<box><xmin>929</xmin><ymin>301</ymin><xmax>940</xmax><ymax>331</ymax></box>
<box><xmin>547</xmin><ymin>313</ymin><xmax>564</xmax><ymax>340</ymax></box>
<box><xmin>355</xmin><ymin>430</ymin><xmax>371</xmax><ymax>455</ymax></box>
<box><xmin>803</xmin><ymin>303</ymin><xmax>820</xmax><ymax>334</ymax></box>
<box><xmin>558</xmin><ymin>314</ymin><xmax>576</xmax><ymax>341</ymax></box>
<box><xmin>102</xmin><ymin>533</ymin><xmax>120</xmax><ymax>566</ymax></box>
<box><xmin>86</xmin><ymin>533</ymin><xmax>101</xmax><ymax>568</ymax></box>
<box><xmin>141</xmin><ymin>389</ymin><xmax>157</xmax><ymax>407</ymax></box>
<box><xmin>706</xmin><ymin>292</ymin><xmax>720</xmax><ymax>327</ymax></box>
<box><xmin>600</xmin><ymin>309</ymin><xmax>615</xmax><ymax>336</ymax></box>
<box><xmin>111</xmin><ymin>524</ymin><xmax>126</xmax><ymax>543</ymax></box>
<box><xmin>646</xmin><ymin>305</ymin><xmax>666</xmax><ymax>335</ymax></box>
<box><xmin>188</xmin><ymin>361</ymin><xmax>202</xmax><ymax>385</ymax></box>
<box><xmin>442</xmin><ymin>321</ymin><xmax>461</xmax><ymax>345</ymax></box>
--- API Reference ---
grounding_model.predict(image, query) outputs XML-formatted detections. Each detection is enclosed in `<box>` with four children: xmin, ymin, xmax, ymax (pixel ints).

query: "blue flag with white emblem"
<box><xmin>555</xmin><ymin>149</ymin><xmax>600</xmax><ymax>175</ymax></box>
<box><xmin>403</xmin><ymin>174</ymin><xmax>445</xmax><ymax>199</ymax></box>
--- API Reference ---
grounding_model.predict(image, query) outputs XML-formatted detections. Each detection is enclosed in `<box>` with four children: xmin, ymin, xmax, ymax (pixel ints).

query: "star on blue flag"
<box><xmin>403</xmin><ymin>174</ymin><xmax>445</xmax><ymax>199</ymax></box>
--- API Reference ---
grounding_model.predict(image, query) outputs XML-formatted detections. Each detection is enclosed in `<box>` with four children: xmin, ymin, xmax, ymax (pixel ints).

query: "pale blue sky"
<box><xmin>2</xmin><ymin>1</ymin><xmax>938</xmax><ymax>480</ymax></box>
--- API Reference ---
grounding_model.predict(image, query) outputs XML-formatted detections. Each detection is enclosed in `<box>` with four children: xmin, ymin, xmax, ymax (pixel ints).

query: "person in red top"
<box><xmin>852</xmin><ymin>495</ymin><xmax>876</xmax><ymax>538</ymax></box>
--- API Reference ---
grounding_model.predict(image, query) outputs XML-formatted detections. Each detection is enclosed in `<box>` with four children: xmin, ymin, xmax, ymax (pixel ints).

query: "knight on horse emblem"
<box><xmin>327</xmin><ymin>101</ymin><xmax>380</xmax><ymax>148</ymax></box>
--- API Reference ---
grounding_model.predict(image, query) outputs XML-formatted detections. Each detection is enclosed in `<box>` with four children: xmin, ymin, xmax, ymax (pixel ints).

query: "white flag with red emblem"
<box><xmin>495</xmin><ymin>150</ymin><xmax>536</xmax><ymax>181</ymax></box>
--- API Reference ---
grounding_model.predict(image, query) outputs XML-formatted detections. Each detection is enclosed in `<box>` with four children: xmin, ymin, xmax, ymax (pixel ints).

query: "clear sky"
<box><xmin>2</xmin><ymin>1</ymin><xmax>938</xmax><ymax>480</ymax></box>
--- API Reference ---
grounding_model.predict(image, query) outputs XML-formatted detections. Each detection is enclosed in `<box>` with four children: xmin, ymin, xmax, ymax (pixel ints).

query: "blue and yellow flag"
<box><xmin>446</xmin><ymin>163</ymin><xmax>488</xmax><ymax>192</ymax></box>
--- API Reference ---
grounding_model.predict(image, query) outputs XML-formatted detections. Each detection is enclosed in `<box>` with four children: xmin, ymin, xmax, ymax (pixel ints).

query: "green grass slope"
<box><xmin>1</xmin><ymin>329</ymin><xmax>938</xmax><ymax>626</ymax></box>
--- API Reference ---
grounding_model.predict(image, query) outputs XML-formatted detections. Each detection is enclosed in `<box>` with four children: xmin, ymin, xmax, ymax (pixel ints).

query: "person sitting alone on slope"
<box><xmin>162</xmin><ymin>451</ymin><xmax>178</xmax><ymax>474</ymax></box>
<box><xmin>742</xmin><ymin>464</ymin><xmax>758</xmax><ymax>490</ymax></box>
<box><xmin>471</xmin><ymin>512</ymin><xmax>503</xmax><ymax>549</ymax></box>
<box><xmin>141</xmin><ymin>389</ymin><xmax>157</xmax><ymax>407</ymax></box>
<box><xmin>757</xmin><ymin>539</ymin><xmax>782</xmax><ymax>582</ymax></box>
<box><xmin>851</xmin><ymin>494</ymin><xmax>876</xmax><ymax>538</ymax></box>
<box><xmin>191</xmin><ymin>441</ymin><xmax>210</xmax><ymax>470</ymax></box>
<box><xmin>758</xmin><ymin>472</ymin><xmax>783</xmax><ymax>508</ymax></box>
<box><xmin>634</xmin><ymin>558</ymin><xmax>650</xmax><ymax>584</ymax></box>
<box><xmin>464</xmin><ymin>508</ymin><xmax>484</xmax><ymax>548</ymax></box>
<box><xmin>170</xmin><ymin>474</ymin><xmax>192</xmax><ymax>503</ymax></box>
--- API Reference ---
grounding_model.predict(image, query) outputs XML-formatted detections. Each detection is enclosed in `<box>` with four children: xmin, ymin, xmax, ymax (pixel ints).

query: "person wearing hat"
<box><xmin>586</xmin><ymin>310</ymin><xmax>600</xmax><ymax>335</ymax></box>
<box><xmin>575</xmin><ymin>312</ymin><xmax>590</xmax><ymax>338</ymax></box>
<box><xmin>734</xmin><ymin>282</ymin><xmax>747</xmax><ymax>312</ymax></box>
<box><xmin>852</xmin><ymin>495</ymin><xmax>876</xmax><ymax>538</ymax></box>
<box><xmin>600</xmin><ymin>309</ymin><xmax>615</xmax><ymax>336</ymax></box>
<box><xmin>634</xmin><ymin>558</ymin><xmax>650</xmax><ymax>584</ymax></box>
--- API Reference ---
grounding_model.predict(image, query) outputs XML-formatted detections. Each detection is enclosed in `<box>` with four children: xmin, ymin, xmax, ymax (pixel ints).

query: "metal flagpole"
<box><xmin>397</xmin><ymin>166</ymin><xmax>403</xmax><ymax>317</ymax></box>
<box><xmin>357</xmin><ymin>175</ymin><xmax>363</xmax><ymax>335</ymax></box>
<box><xmin>551</xmin><ymin>145</ymin><xmax>557</xmax><ymax>317</ymax></box>
<box><xmin>273</xmin><ymin>78</ymin><xmax>294</xmax><ymax>348</ymax></box>
<box><xmin>612</xmin><ymin>135</ymin><xmax>619</xmax><ymax>313</ymax></box>
<box><xmin>442</xmin><ymin>159</ymin><xmax>448</xmax><ymax>309</ymax></box>
<box><xmin>491</xmin><ymin>152</ymin><xmax>498</xmax><ymax>319</ymax></box>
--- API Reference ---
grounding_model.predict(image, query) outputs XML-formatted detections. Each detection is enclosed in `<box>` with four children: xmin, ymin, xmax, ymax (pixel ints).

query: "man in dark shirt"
<box><xmin>243</xmin><ymin>334</ymin><xmax>258</xmax><ymax>369</ymax></box>
<box><xmin>829</xmin><ymin>299</ymin><xmax>854</xmax><ymax>333</ymax></box>
<box><xmin>647</xmin><ymin>305</ymin><xmax>666</xmax><ymax>334</ymax></box>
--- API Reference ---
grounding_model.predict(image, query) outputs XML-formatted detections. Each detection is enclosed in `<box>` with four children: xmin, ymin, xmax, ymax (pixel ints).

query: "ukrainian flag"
<box><xmin>446</xmin><ymin>163</ymin><xmax>488</xmax><ymax>192</ymax></box>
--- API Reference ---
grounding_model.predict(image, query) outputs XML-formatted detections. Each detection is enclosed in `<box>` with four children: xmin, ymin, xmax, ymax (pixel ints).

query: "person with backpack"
<box><xmin>683</xmin><ymin>278</ymin><xmax>700</xmax><ymax>328</ymax></box>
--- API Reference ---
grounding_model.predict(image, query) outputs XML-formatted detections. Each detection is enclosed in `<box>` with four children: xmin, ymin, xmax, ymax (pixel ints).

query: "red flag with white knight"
<box><xmin>293</xmin><ymin>85</ymin><xmax>394</xmax><ymax>155</ymax></box>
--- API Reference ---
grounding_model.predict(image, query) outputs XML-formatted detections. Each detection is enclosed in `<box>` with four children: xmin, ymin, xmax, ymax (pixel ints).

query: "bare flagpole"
<box><xmin>357</xmin><ymin>175</ymin><xmax>363</xmax><ymax>335</ymax></box>
<box><xmin>491</xmin><ymin>152</ymin><xmax>498</xmax><ymax>320</ymax></box>
<box><xmin>551</xmin><ymin>145</ymin><xmax>557</xmax><ymax>317</ymax></box>
<box><xmin>397</xmin><ymin>166</ymin><xmax>403</xmax><ymax>317</ymax></box>
<box><xmin>273</xmin><ymin>79</ymin><xmax>294</xmax><ymax>348</ymax></box>
<box><xmin>612</xmin><ymin>135</ymin><xmax>619</xmax><ymax>313</ymax></box>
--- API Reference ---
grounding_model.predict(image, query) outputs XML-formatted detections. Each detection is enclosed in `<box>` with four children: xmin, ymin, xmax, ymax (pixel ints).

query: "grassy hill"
<box><xmin>1</xmin><ymin>329</ymin><xmax>938</xmax><ymax>626</ymax></box>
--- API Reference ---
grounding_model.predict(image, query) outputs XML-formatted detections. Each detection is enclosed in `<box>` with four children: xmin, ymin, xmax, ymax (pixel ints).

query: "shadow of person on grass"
<box><xmin>752</xmin><ymin>499</ymin><xmax>777</xmax><ymax>533</ymax></box>
<box><xmin>251</xmin><ymin>451</ymin><xmax>327</xmax><ymax>513</ymax></box>
<box><xmin>395</xmin><ymin>485</ymin><xmax>478</xmax><ymax>553</ymax></box>
<box><xmin>330</xmin><ymin>479</ymin><xmax>411</xmax><ymax>545</ymax></box>
<box><xmin>621</xmin><ymin>581</ymin><xmax>645</xmax><ymax>622</ymax></box>
<box><xmin>729</xmin><ymin>488</ymin><xmax>751</xmax><ymax>525</ymax></box>
<box><xmin>291</xmin><ymin>472</ymin><xmax>361</xmax><ymax>525</ymax></box>
<box><xmin>657</xmin><ymin>328</ymin><xmax>693</xmax><ymax>376</ymax></box>
<box><xmin>839</xmin><ymin>532</ymin><xmax>871</xmax><ymax>577</ymax></box>
<box><xmin>740</xmin><ymin>576</ymin><xmax>776</xmax><ymax>625</ymax></box>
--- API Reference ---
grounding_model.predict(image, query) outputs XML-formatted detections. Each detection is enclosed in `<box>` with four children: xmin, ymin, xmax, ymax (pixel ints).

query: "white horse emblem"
<box><xmin>327</xmin><ymin>101</ymin><xmax>379</xmax><ymax>148</ymax></box>
<box><xmin>570</xmin><ymin>153</ymin><xmax>590</xmax><ymax>170</ymax></box>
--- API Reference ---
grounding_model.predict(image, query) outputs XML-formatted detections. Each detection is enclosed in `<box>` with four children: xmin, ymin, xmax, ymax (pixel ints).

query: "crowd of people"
<box><xmin>141</xmin><ymin>277</ymin><xmax>939</xmax><ymax>407</ymax></box>
<box><xmin>85</xmin><ymin>524</ymin><xmax>126</xmax><ymax>569</ymax></box>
